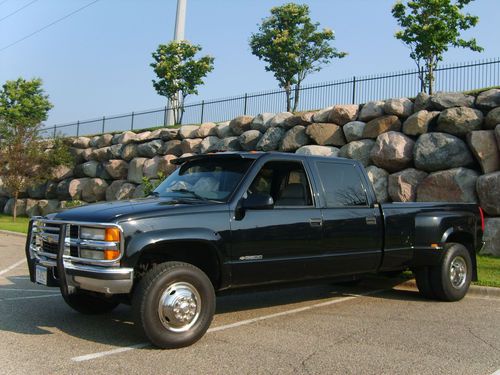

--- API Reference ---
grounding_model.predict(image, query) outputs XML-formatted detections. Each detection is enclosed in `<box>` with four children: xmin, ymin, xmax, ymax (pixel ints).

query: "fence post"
<box><xmin>76</xmin><ymin>121</ymin><xmax>80</xmax><ymax>137</ymax></box>
<box><xmin>163</xmin><ymin>106</ymin><xmax>167</xmax><ymax>127</ymax></box>
<box><xmin>131</xmin><ymin>112</ymin><xmax>135</xmax><ymax>130</ymax></box>
<box><xmin>53</xmin><ymin>126</ymin><xmax>56</xmax><ymax>138</ymax></box>
<box><xmin>101</xmin><ymin>116</ymin><xmax>106</xmax><ymax>134</ymax></box>
<box><xmin>200</xmin><ymin>100</ymin><xmax>205</xmax><ymax>124</ymax></box>
<box><xmin>420</xmin><ymin>67</ymin><xmax>425</xmax><ymax>92</ymax></box>
<box><xmin>243</xmin><ymin>93</ymin><xmax>248</xmax><ymax>115</ymax></box>
<box><xmin>352</xmin><ymin>76</ymin><xmax>356</xmax><ymax>104</ymax></box>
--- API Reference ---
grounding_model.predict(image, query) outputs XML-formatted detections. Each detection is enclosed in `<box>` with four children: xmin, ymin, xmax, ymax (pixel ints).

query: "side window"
<box><xmin>315</xmin><ymin>162</ymin><xmax>368</xmax><ymax>207</ymax></box>
<box><xmin>248</xmin><ymin>161</ymin><xmax>313</xmax><ymax>207</ymax></box>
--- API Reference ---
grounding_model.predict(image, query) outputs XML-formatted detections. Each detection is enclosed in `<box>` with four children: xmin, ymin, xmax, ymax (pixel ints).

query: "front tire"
<box><xmin>62</xmin><ymin>291</ymin><xmax>120</xmax><ymax>314</ymax></box>
<box><xmin>133</xmin><ymin>262</ymin><xmax>215</xmax><ymax>349</ymax></box>
<box><xmin>429</xmin><ymin>243</ymin><xmax>472</xmax><ymax>301</ymax></box>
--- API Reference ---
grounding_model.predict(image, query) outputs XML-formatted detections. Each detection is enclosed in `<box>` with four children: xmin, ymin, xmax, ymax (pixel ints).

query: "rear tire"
<box><xmin>429</xmin><ymin>243</ymin><xmax>472</xmax><ymax>301</ymax></box>
<box><xmin>133</xmin><ymin>261</ymin><xmax>215</xmax><ymax>349</ymax></box>
<box><xmin>62</xmin><ymin>291</ymin><xmax>120</xmax><ymax>314</ymax></box>
<box><xmin>414</xmin><ymin>267</ymin><xmax>436</xmax><ymax>299</ymax></box>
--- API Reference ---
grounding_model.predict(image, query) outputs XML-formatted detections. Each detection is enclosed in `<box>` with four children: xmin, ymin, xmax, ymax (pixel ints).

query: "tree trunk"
<box><xmin>285</xmin><ymin>84</ymin><xmax>292</xmax><ymax>112</ymax></box>
<box><xmin>426</xmin><ymin>57</ymin><xmax>435</xmax><ymax>95</ymax></box>
<box><xmin>13</xmin><ymin>191</ymin><xmax>18</xmax><ymax>222</ymax></box>
<box><xmin>292</xmin><ymin>83</ymin><xmax>301</xmax><ymax>112</ymax></box>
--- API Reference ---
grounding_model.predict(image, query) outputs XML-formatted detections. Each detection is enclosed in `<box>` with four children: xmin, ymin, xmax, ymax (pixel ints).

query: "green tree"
<box><xmin>392</xmin><ymin>0</ymin><xmax>483</xmax><ymax>94</ymax></box>
<box><xmin>0</xmin><ymin>78</ymin><xmax>71</xmax><ymax>221</ymax></box>
<box><xmin>250</xmin><ymin>3</ymin><xmax>346</xmax><ymax>112</ymax></box>
<box><xmin>151</xmin><ymin>41</ymin><xmax>214</xmax><ymax>125</ymax></box>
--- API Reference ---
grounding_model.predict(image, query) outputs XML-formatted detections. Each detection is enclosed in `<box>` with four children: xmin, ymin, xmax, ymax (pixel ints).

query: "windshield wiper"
<box><xmin>169</xmin><ymin>188</ymin><xmax>209</xmax><ymax>201</ymax></box>
<box><xmin>149</xmin><ymin>191</ymin><xmax>160</xmax><ymax>197</ymax></box>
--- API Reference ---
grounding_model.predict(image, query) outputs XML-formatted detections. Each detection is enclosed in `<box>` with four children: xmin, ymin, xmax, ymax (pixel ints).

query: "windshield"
<box><xmin>154</xmin><ymin>157</ymin><xmax>255</xmax><ymax>202</ymax></box>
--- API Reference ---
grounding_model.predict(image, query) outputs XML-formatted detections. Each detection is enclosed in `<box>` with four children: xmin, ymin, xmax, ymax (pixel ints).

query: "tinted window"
<box><xmin>316</xmin><ymin>162</ymin><xmax>368</xmax><ymax>207</ymax></box>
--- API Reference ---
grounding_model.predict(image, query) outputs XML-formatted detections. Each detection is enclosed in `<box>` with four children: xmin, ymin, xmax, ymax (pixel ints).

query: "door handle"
<box><xmin>365</xmin><ymin>217</ymin><xmax>377</xmax><ymax>225</ymax></box>
<box><xmin>309</xmin><ymin>218</ymin><xmax>323</xmax><ymax>227</ymax></box>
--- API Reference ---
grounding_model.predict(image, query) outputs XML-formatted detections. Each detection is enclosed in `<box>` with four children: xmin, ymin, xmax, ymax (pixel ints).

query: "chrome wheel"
<box><xmin>449</xmin><ymin>256</ymin><xmax>467</xmax><ymax>289</ymax></box>
<box><xmin>158</xmin><ymin>282</ymin><xmax>201</xmax><ymax>332</ymax></box>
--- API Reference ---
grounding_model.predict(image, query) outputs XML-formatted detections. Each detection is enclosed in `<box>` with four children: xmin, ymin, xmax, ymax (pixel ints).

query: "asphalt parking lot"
<box><xmin>0</xmin><ymin>232</ymin><xmax>499</xmax><ymax>375</ymax></box>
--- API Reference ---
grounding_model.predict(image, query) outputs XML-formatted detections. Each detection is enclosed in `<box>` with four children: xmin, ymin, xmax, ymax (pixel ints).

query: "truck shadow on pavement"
<box><xmin>0</xmin><ymin>274</ymin><xmax>429</xmax><ymax>347</ymax></box>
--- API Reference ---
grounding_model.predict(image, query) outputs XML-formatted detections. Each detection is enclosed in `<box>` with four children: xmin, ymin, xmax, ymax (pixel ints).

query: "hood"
<box><xmin>53</xmin><ymin>197</ymin><xmax>220</xmax><ymax>223</ymax></box>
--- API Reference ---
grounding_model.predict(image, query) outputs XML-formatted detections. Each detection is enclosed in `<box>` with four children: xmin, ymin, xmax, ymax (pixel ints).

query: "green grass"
<box><xmin>0</xmin><ymin>213</ymin><xmax>498</xmax><ymax>287</ymax></box>
<box><xmin>0</xmin><ymin>214</ymin><xmax>30</xmax><ymax>234</ymax></box>
<box><xmin>475</xmin><ymin>255</ymin><xmax>500</xmax><ymax>288</ymax></box>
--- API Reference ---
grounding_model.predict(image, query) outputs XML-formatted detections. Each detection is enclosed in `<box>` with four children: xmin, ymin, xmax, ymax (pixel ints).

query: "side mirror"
<box><xmin>241</xmin><ymin>193</ymin><xmax>274</xmax><ymax>210</ymax></box>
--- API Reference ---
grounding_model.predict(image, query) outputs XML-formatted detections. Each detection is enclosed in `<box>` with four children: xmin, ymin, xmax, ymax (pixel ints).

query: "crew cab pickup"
<box><xmin>25</xmin><ymin>152</ymin><xmax>484</xmax><ymax>348</ymax></box>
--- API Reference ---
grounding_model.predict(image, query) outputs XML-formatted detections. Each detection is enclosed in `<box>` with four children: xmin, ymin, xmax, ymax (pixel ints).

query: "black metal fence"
<box><xmin>42</xmin><ymin>57</ymin><xmax>500</xmax><ymax>137</ymax></box>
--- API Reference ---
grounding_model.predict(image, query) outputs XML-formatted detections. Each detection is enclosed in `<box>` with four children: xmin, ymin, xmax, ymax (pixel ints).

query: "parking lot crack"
<box><xmin>466</xmin><ymin>325</ymin><xmax>499</xmax><ymax>353</ymax></box>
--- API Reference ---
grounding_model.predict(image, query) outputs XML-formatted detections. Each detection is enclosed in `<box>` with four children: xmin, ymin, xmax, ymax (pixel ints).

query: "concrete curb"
<box><xmin>0</xmin><ymin>230</ymin><xmax>27</xmax><ymax>238</ymax></box>
<box><xmin>398</xmin><ymin>279</ymin><xmax>500</xmax><ymax>298</ymax></box>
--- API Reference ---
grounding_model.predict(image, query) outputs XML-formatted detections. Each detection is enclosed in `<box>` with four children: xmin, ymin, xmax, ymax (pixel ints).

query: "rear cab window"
<box><xmin>314</xmin><ymin>161</ymin><xmax>369</xmax><ymax>207</ymax></box>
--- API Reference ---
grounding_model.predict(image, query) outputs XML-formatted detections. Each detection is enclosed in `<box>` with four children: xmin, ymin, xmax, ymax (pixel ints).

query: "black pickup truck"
<box><xmin>25</xmin><ymin>152</ymin><xmax>484</xmax><ymax>348</ymax></box>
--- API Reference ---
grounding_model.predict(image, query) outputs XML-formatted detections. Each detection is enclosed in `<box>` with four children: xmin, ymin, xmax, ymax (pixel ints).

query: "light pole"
<box><xmin>166</xmin><ymin>0</ymin><xmax>187</xmax><ymax>126</ymax></box>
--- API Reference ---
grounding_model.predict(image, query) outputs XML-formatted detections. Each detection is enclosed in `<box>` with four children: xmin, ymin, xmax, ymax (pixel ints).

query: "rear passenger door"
<box><xmin>313</xmin><ymin>160</ymin><xmax>383</xmax><ymax>275</ymax></box>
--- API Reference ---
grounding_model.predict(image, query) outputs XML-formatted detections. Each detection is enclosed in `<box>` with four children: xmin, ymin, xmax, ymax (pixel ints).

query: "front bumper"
<box><xmin>26</xmin><ymin>218</ymin><xmax>134</xmax><ymax>295</ymax></box>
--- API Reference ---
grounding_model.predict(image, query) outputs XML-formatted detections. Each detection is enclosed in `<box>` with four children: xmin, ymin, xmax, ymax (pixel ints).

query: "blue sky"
<box><xmin>1</xmin><ymin>0</ymin><xmax>499</xmax><ymax>126</ymax></box>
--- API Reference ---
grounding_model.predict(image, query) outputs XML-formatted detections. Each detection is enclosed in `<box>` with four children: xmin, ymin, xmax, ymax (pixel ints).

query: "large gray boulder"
<box><xmin>305</xmin><ymin>123</ymin><xmax>346</xmax><ymax>146</ymax></box>
<box><xmin>295</xmin><ymin>145</ymin><xmax>339</xmax><ymax>157</ymax></box>
<box><xmin>137</xmin><ymin>139</ymin><xmax>163</xmax><ymax>158</ymax></box>
<box><xmin>370</xmin><ymin>131</ymin><xmax>415</xmax><ymax>172</ymax></box>
<box><xmin>358</xmin><ymin>101</ymin><xmax>385</xmax><ymax>122</ymax></box>
<box><xmin>127</xmin><ymin>157</ymin><xmax>147</xmax><ymax>184</ymax></box>
<box><xmin>108</xmin><ymin>144</ymin><xmax>123</xmax><ymax>159</ymax></box>
<box><xmin>413</xmin><ymin>132</ymin><xmax>474</xmax><ymax>172</ymax></box>
<box><xmin>180</xmin><ymin>138</ymin><xmax>202</xmax><ymax>154</ymax></box>
<box><xmin>362</xmin><ymin>115</ymin><xmax>401</xmax><ymax>139</ymax></box>
<box><xmin>95</xmin><ymin>134</ymin><xmax>113</xmax><ymax>148</ymax></box>
<box><xmin>328</xmin><ymin>104</ymin><xmax>359</xmax><ymax>125</ymax></box>
<box><xmin>178</xmin><ymin>125</ymin><xmax>200</xmax><ymax>139</ymax></box>
<box><xmin>402</xmin><ymin>110</ymin><xmax>439</xmax><ymax>136</ymax></box>
<box><xmin>120</xmin><ymin>143</ymin><xmax>139</xmax><ymax>161</ymax></box>
<box><xmin>413</xmin><ymin>92</ymin><xmax>431</xmax><ymax>112</ymax></box>
<box><xmin>496</xmin><ymin>125</ymin><xmax>500</xmax><ymax>150</ymax></box>
<box><xmin>216</xmin><ymin>137</ymin><xmax>242</xmax><ymax>152</ymax></box>
<box><xmin>82</xmin><ymin>160</ymin><xmax>99</xmax><ymax>178</ymax></box>
<box><xmin>25</xmin><ymin>199</ymin><xmax>40</xmax><ymax>217</ymax></box>
<box><xmin>82</xmin><ymin>178</ymin><xmax>108</xmax><ymax>202</ymax></box>
<box><xmin>467</xmin><ymin>130</ymin><xmax>499</xmax><ymax>174</ymax></box>
<box><xmin>229</xmin><ymin>115</ymin><xmax>254</xmax><ymax>135</ymax></box>
<box><xmin>388</xmin><ymin>168</ymin><xmax>428</xmax><ymax>202</ymax></box>
<box><xmin>96</xmin><ymin>163</ymin><xmax>111</xmax><ymax>180</ymax></box>
<box><xmin>0</xmin><ymin>197</ymin><xmax>7</xmax><ymax>213</ymax></box>
<box><xmin>143</xmin><ymin>157</ymin><xmax>161</xmax><ymax>179</ymax></box>
<box><xmin>38</xmin><ymin>199</ymin><xmax>59</xmax><ymax>216</ymax></box>
<box><xmin>106</xmin><ymin>180</ymin><xmax>136</xmax><ymax>201</ymax></box>
<box><xmin>195</xmin><ymin>122</ymin><xmax>218</xmax><ymax>138</ymax></box>
<box><xmin>338</xmin><ymin>139</ymin><xmax>375</xmax><ymax>167</ymax></box>
<box><xmin>216</xmin><ymin>121</ymin><xmax>233</xmax><ymax>138</ymax></box>
<box><xmin>69</xmin><ymin>147</ymin><xmax>87</xmax><ymax>164</ymax></box>
<box><xmin>284</xmin><ymin>112</ymin><xmax>314</xmax><ymax>128</ymax></box>
<box><xmin>115</xmin><ymin>131</ymin><xmax>137</xmax><ymax>145</ymax></box>
<box><xmin>45</xmin><ymin>181</ymin><xmax>58</xmax><ymax>199</ymax></box>
<box><xmin>417</xmin><ymin>168</ymin><xmax>479</xmax><ymax>203</ymax></box>
<box><xmin>238</xmin><ymin>130</ymin><xmax>262</xmax><ymax>151</ymax></box>
<box><xmin>157</xmin><ymin>155</ymin><xmax>177</xmax><ymax>176</ymax></box>
<box><xmin>365</xmin><ymin>166</ymin><xmax>389</xmax><ymax>203</ymax></box>
<box><xmin>146</xmin><ymin>128</ymin><xmax>177</xmax><ymax>141</ymax></box>
<box><xmin>103</xmin><ymin>160</ymin><xmax>129</xmax><ymax>180</ymax></box>
<box><xmin>280</xmin><ymin>126</ymin><xmax>310</xmax><ymax>152</ymax></box>
<box><xmin>312</xmin><ymin>106</ymin><xmax>333</xmax><ymax>123</ymax></box>
<box><xmin>428</xmin><ymin>92</ymin><xmax>474</xmax><ymax>110</ymax></box>
<box><xmin>256</xmin><ymin>127</ymin><xmax>286</xmax><ymax>151</ymax></box>
<box><xmin>475</xmin><ymin>88</ymin><xmax>500</xmax><ymax>110</ymax></box>
<box><xmin>3</xmin><ymin>198</ymin><xmax>27</xmax><ymax>216</ymax></box>
<box><xmin>198</xmin><ymin>136</ymin><xmax>220</xmax><ymax>153</ymax></box>
<box><xmin>485</xmin><ymin>107</ymin><xmax>500</xmax><ymax>129</ymax></box>
<box><xmin>383</xmin><ymin>98</ymin><xmax>413</xmax><ymax>118</ymax></box>
<box><xmin>437</xmin><ymin>107</ymin><xmax>483</xmax><ymax>136</ymax></box>
<box><xmin>160</xmin><ymin>140</ymin><xmax>183</xmax><ymax>156</ymax></box>
<box><xmin>72</xmin><ymin>136</ymin><xmax>91</xmax><ymax>148</ymax></box>
<box><xmin>27</xmin><ymin>182</ymin><xmax>47</xmax><ymax>199</ymax></box>
<box><xmin>476</xmin><ymin>171</ymin><xmax>500</xmax><ymax>216</ymax></box>
<box><xmin>481</xmin><ymin>218</ymin><xmax>500</xmax><ymax>256</ymax></box>
<box><xmin>52</xmin><ymin>165</ymin><xmax>74</xmax><ymax>182</ymax></box>
<box><xmin>251</xmin><ymin>113</ymin><xmax>275</xmax><ymax>132</ymax></box>
<box><xmin>343</xmin><ymin>121</ymin><xmax>366</xmax><ymax>142</ymax></box>
<box><xmin>268</xmin><ymin>112</ymin><xmax>294</xmax><ymax>128</ymax></box>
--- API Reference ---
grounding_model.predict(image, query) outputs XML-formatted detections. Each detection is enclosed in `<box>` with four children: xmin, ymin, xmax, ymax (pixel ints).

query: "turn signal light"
<box><xmin>105</xmin><ymin>228</ymin><xmax>120</xmax><ymax>242</ymax></box>
<box><xmin>104</xmin><ymin>249</ymin><xmax>120</xmax><ymax>260</ymax></box>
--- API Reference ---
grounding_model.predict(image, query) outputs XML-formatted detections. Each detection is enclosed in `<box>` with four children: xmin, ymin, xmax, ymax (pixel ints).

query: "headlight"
<box><xmin>80</xmin><ymin>227</ymin><xmax>105</xmax><ymax>240</ymax></box>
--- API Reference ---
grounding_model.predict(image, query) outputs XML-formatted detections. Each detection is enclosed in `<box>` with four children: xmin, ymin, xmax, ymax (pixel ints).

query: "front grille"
<box><xmin>42</xmin><ymin>241</ymin><xmax>58</xmax><ymax>255</ymax></box>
